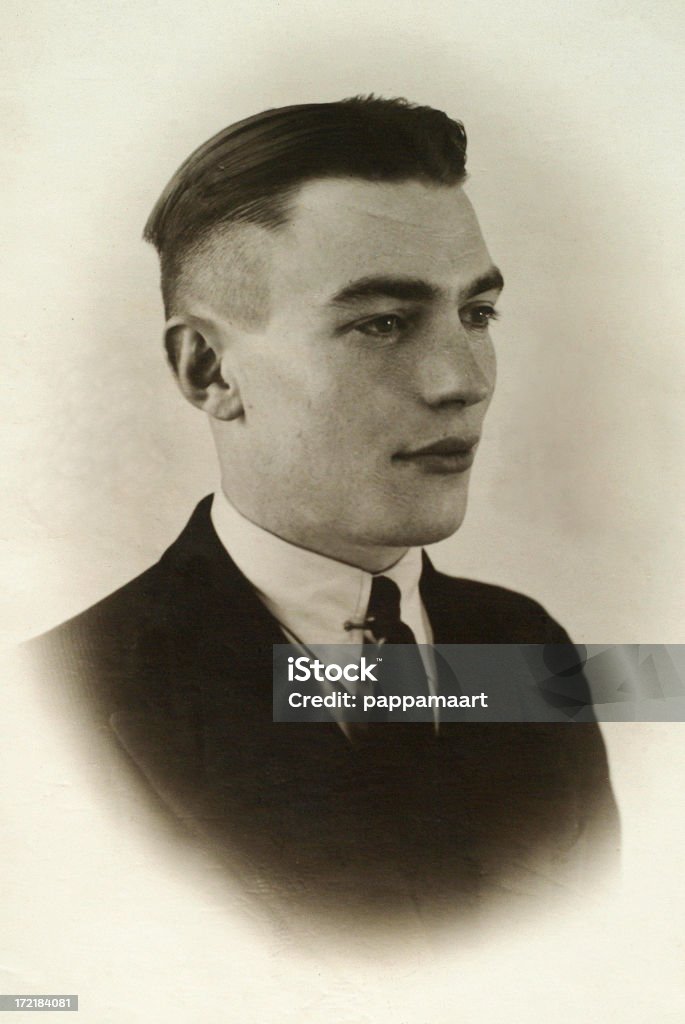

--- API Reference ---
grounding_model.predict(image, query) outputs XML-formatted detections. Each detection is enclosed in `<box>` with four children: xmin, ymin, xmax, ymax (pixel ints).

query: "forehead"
<box><xmin>270</xmin><ymin>178</ymin><xmax>492</xmax><ymax>301</ymax></box>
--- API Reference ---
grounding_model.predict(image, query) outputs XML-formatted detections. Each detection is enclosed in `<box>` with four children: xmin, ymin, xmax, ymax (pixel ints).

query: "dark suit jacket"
<box><xmin>29</xmin><ymin>496</ymin><xmax>619</xmax><ymax>922</ymax></box>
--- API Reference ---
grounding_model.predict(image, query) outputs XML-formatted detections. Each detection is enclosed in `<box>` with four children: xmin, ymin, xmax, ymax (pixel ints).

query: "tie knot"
<box><xmin>366</xmin><ymin>576</ymin><xmax>416</xmax><ymax>644</ymax></box>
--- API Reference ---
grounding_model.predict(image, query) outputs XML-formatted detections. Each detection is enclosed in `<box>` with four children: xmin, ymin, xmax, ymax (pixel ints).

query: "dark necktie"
<box><xmin>364</xmin><ymin>575</ymin><xmax>418</xmax><ymax>645</ymax></box>
<box><xmin>357</xmin><ymin>576</ymin><xmax>427</xmax><ymax>725</ymax></box>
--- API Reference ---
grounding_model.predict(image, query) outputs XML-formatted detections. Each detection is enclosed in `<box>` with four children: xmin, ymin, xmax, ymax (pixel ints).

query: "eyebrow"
<box><xmin>461</xmin><ymin>267</ymin><xmax>505</xmax><ymax>301</ymax></box>
<box><xmin>328</xmin><ymin>266</ymin><xmax>504</xmax><ymax>308</ymax></box>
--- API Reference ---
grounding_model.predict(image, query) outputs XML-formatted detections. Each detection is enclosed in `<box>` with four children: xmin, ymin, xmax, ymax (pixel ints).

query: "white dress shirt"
<box><xmin>210</xmin><ymin>488</ymin><xmax>439</xmax><ymax>728</ymax></box>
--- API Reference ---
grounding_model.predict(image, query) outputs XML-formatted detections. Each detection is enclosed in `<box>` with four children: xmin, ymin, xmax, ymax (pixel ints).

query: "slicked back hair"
<box><xmin>144</xmin><ymin>96</ymin><xmax>468</xmax><ymax>318</ymax></box>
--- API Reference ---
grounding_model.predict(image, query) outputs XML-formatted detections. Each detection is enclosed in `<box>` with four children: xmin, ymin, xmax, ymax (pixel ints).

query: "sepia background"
<box><xmin>3</xmin><ymin>0</ymin><xmax>685</xmax><ymax>1021</ymax></box>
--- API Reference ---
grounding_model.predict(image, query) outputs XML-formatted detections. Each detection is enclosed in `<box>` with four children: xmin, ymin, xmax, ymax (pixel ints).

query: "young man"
<box><xmin>31</xmin><ymin>97</ymin><xmax>618</xmax><ymax>923</ymax></box>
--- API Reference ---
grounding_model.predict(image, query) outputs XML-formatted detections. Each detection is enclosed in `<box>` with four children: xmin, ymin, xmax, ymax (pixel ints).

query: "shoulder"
<box><xmin>25</xmin><ymin>557</ymin><xmax>176</xmax><ymax>711</ymax></box>
<box><xmin>421</xmin><ymin>556</ymin><xmax>573</xmax><ymax>644</ymax></box>
<box><xmin>29</xmin><ymin>496</ymin><xmax>215</xmax><ymax>642</ymax></box>
<box><xmin>23</xmin><ymin>494</ymin><xmax>277</xmax><ymax>707</ymax></box>
<box><xmin>24</xmin><ymin>497</ymin><xmax>217</xmax><ymax>702</ymax></box>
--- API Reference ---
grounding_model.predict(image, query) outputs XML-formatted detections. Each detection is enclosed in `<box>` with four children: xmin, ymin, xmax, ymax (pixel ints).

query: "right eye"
<box><xmin>460</xmin><ymin>303</ymin><xmax>500</xmax><ymax>332</ymax></box>
<box><xmin>353</xmin><ymin>314</ymin><xmax>408</xmax><ymax>339</ymax></box>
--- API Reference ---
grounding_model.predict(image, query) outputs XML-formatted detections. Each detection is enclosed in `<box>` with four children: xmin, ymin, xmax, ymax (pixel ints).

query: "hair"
<box><xmin>143</xmin><ymin>95</ymin><xmax>468</xmax><ymax>319</ymax></box>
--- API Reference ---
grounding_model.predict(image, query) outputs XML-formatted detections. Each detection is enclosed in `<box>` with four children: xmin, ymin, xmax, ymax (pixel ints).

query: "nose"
<box><xmin>415</xmin><ymin>316</ymin><xmax>495</xmax><ymax>409</ymax></box>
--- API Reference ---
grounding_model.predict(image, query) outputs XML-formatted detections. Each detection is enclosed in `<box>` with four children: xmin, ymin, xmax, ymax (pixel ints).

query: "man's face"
<box><xmin>214</xmin><ymin>178</ymin><xmax>501</xmax><ymax>570</ymax></box>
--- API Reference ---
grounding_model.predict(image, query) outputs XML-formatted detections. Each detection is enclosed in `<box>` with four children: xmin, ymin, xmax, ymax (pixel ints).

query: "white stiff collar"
<box><xmin>210</xmin><ymin>487</ymin><xmax>429</xmax><ymax>647</ymax></box>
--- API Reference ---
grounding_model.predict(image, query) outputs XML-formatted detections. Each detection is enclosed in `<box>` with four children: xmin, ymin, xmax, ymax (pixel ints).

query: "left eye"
<box><xmin>462</xmin><ymin>304</ymin><xmax>500</xmax><ymax>330</ymax></box>
<box><xmin>354</xmin><ymin>314</ymin><xmax>406</xmax><ymax>338</ymax></box>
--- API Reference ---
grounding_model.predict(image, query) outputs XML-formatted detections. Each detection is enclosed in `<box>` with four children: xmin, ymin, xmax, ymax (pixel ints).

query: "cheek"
<box><xmin>237</xmin><ymin>339</ymin><xmax>305</xmax><ymax>414</ymax></box>
<box><xmin>240</xmin><ymin>358</ymin><xmax>341</xmax><ymax>451</ymax></box>
<box><xmin>474</xmin><ymin>336</ymin><xmax>497</xmax><ymax>395</ymax></box>
<box><xmin>486</xmin><ymin>341</ymin><xmax>497</xmax><ymax>389</ymax></box>
<box><xmin>238</xmin><ymin>326</ymin><xmax>396</xmax><ymax>449</ymax></box>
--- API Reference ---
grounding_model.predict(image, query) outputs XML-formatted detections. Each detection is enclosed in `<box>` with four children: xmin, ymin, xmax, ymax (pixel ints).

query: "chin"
<box><xmin>401</xmin><ymin>519</ymin><xmax>465</xmax><ymax>547</ymax></box>
<box><xmin>372</xmin><ymin>503</ymin><xmax>468</xmax><ymax>549</ymax></box>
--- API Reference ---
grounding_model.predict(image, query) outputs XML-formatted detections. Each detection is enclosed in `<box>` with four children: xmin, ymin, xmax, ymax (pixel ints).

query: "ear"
<box><xmin>164</xmin><ymin>316</ymin><xmax>243</xmax><ymax>421</ymax></box>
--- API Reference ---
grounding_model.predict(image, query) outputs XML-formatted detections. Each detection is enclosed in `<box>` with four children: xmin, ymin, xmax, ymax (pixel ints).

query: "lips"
<box><xmin>394</xmin><ymin>436</ymin><xmax>480</xmax><ymax>474</ymax></box>
<box><xmin>400</xmin><ymin>436</ymin><xmax>480</xmax><ymax>458</ymax></box>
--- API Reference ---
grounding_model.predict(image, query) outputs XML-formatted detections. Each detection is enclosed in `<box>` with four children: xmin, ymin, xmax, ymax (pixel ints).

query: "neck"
<box><xmin>220</xmin><ymin>486</ymin><xmax>409</xmax><ymax>573</ymax></box>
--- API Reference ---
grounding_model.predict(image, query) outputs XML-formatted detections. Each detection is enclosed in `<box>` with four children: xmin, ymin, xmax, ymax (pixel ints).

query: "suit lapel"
<box><xmin>109</xmin><ymin>496</ymin><xmax>351</xmax><ymax>820</ymax></box>
<box><xmin>419</xmin><ymin>551</ymin><xmax>462</xmax><ymax>643</ymax></box>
